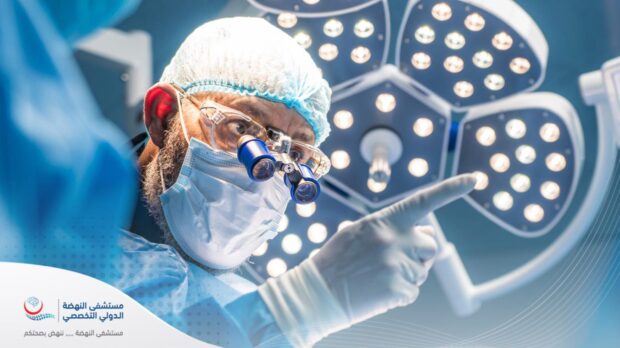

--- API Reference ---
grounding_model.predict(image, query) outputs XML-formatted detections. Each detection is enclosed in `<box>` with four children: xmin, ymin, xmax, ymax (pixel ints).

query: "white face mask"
<box><xmin>159</xmin><ymin>97</ymin><xmax>290</xmax><ymax>270</ymax></box>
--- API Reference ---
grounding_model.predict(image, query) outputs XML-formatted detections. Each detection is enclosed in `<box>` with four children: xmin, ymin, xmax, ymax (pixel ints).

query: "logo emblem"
<box><xmin>24</xmin><ymin>297</ymin><xmax>55</xmax><ymax>321</ymax></box>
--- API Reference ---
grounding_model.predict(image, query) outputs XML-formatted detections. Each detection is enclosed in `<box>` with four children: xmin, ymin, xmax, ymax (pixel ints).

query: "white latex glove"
<box><xmin>258</xmin><ymin>174</ymin><xmax>476</xmax><ymax>347</ymax></box>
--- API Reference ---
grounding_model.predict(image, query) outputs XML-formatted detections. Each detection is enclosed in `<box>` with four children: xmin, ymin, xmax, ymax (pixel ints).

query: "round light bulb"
<box><xmin>252</xmin><ymin>242</ymin><xmax>268</xmax><ymax>257</ymax></box>
<box><xmin>375</xmin><ymin>93</ymin><xmax>396</xmax><ymax>112</ymax></box>
<box><xmin>505</xmin><ymin>119</ymin><xmax>527</xmax><ymax>139</ymax></box>
<box><xmin>432</xmin><ymin>2</ymin><xmax>452</xmax><ymax>21</ymax></box>
<box><xmin>354</xmin><ymin>19</ymin><xmax>375</xmax><ymax>38</ymax></box>
<box><xmin>307</xmin><ymin>223</ymin><xmax>328</xmax><ymax>244</ymax></box>
<box><xmin>510</xmin><ymin>57</ymin><xmax>531</xmax><ymax>74</ymax></box>
<box><xmin>493</xmin><ymin>191</ymin><xmax>514</xmax><ymax>211</ymax></box>
<box><xmin>454</xmin><ymin>81</ymin><xmax>474</xmax><ymax>98</ymax></box>
<box><xmin>524</xmin><ymin>204</ymin><xmax>545</xmax><ymax>223</ymax></box>
<box><xmin>296</xmin><ymin>202</ymin><xmax>316</xmax><ymax>218</ymax></box>
<box><xmin>515</xmin><ymin>145</ymin><xmax>536</xmax><ymax>164</ymax></box>
<box><xmin>338</xmin><ymin>220</ymin><xmax>354</xmax><ymax>232</ymax></box>
<box><xmin>351</xmin><ymin>46</ymin><xmax>371</xmax><ymax>64</ymax></box>
<box><xmin>323</xmin><ymin>19</ymin><xmax>344</xmax><ymax>38</ymax></box>
<box><xmin>540</xmin><ymin>123</ymin><xmax>560</xmax><ymax>142</ymax></box>
<box><xmin>546</xmin><ymin>153</ymin><xmax>567</xmax><ymax>172</ymax></box>
<box><xmin>465</xmin><ymin>12</ymin><xmax>485</xmax><ymax>31</ymax></box>
<box><xmin>282</xmin><ymin>234</ymin><xmax>303</xmax><ymax>255</ymax></box>
<box><xmin>411</xmin><ymin>52</ymin><xmax>432</xmax><ymax>70</ymax></box>
<box><xmin>490</xmin><ymin>153</ymin><xmax>510</xmax><ymax>173</ymax></box>
<box><xmin>444</xmin><ymin>56</ymin><xmax>464</xmax><ymax>73</ymax></box>
<box><xmin>318</xmin><ymin>43</ymin><xmax>339</xmax><ymax>61</ymax></box>
<box><xmin>484</xmin><ymin>74</ymin><xmax>505</xmax><ymax>91</ymax></box>
<box><xmin>413</xmin><ymin>117</ymin><xmax>434</xmax><ymax>137</ymax></box>
<box><xmin>445</xmin><ymin>31</ymin><xmax>466</xmax><ymax>50</ymax></box>
<box><xmin>510</xmin><ymin>173</ymin><xmax>531</xmax><ymax>193</ymax></box>
<box><xmin>303</xmin><ymin>0</ymin><xmax>320</xmax><ymax>4</ymax></box>
<box><xmin>266</xmin><ymin>258</ymin><xmax>287</xmax><ymax>277</ymax></box>
<box><xmin>493</xmin><ymin>32</ymin><xmax>513</xmax><ymax>50</ymax></box>
<box><xmin>408</xmin><ymin>158</ymin><xmax>429</xmax><ymax>177</ymax></box>
<box><xmin>277</xmin><ymin>215</ymin><xmax>289</xmax><ymax>232</ymax></box>
<box><xmin>473</xmin><ymin>171</ymin><xmax>489</xmax><ymax>190</ymax></box>
<box><xmin>415</xmin><ymin>25</ymin><xmax>435</xmax><ymax>44</ymax></box>
<box><xmin>333</xmin><ymin>110</ymin><xmax>354</xmax><ymax>129</ymax></box>
<box><xmin>277</xmin><ymin>13</ymin><xmax>298</xmax><ymax>29</ymax></box>
<box><xmin>541</xmin><ymin>181</ymin><xmax>561</xmax><ymax>200</ymax></box>
<box><xmin>473</xmin><ymin>50</ymin><xmax>493</xmax><ymax>69</ymax></box>
<box><xmin>294</xmin><ymin>31</ymin><xmax>312</xmax><ymax>49</ymax></box>
<box><xmin>330</xmin><ymin>150</ymin><xmax>351</xmax><ymax>170</ymax></box>
<box><xmin>476</xmin><ymin>126</ymin><xmax>496</xmax><ymax>146</ymax></box>
<box><xmin>367</xmin><ymin>178</ymin><xmax>387</xmax><ymax>193</ymax></box>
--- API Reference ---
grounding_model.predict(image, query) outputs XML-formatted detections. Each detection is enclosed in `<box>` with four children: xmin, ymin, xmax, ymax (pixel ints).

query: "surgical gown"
<box><xmin>0</xmin><ymin>0</ymin><xmax>290</xmax><ymax>346</ymax></box>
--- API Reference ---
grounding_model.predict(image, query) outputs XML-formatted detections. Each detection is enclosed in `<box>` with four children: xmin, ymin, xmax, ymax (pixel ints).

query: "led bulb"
<box><xmin>277</xmin><ymin>215</ymin><xmax>289</xmax><ymax>232</ymax></box>
<box><xmin>445</xmin><ymin>32</ymin><xmax>466</xmax><ymax>50</ymax></box>
<box><xmin>294</xmin><ymin>31</ymin><xmax>312</xmax><ymax>49</ymax></box>
<box><xmin>282</xmin><ymin>234</ymin><xmax>303</xmax><ymax>255</ymax></box>
<box><xmin>473</xmin><ymin>50</ymin><xmax>493</xmax><ymax>69</ymax></box>
<box><xmin>484</xmin><ymin>74</ymin><xmax>505</xmax><ymax>91</ymax></box>
<box><xmin>432</xmin><ymin>2</ymin><xmax>452</xmax><ymax>21</ymax></box>
<box><xmin>252</xmin><ymin>242</ymin><xmax>268</xmax><ymax>256</ymax></box>
<box><xmin>351</xmin><ymin>46</ymin><xmax>371</xmax><ymax>64</ymax></box>
<box><xmin>493</xmin><ymin>191</ymin><xmax>514</xmax><ymax>211</ymax></box>
<box><xmin>413</xmin><ymin>117</ymin><xmax>434</xmax><ymax>137</ymax></box>
<box><xmin>490</xmin><ymin>153</ymin><xmax>510</xmax><ymax>173</ymax></box>
<box><xmin>277</xmin><ymin>13</ymin><xmax>297</xmax><ymax>29</ymax></box>
<box><xmin>454</xmin><ymin>81</ymin><xmax>474</xmax><ymax>98</ymax></box>
<box><xmin>541</xmin><ymin>181</ymin><xmax>561</xmax><ymax>200</ymax></box>
<box><xmin>524</xmin><ymin>204</ymin><xmax>545</xmax><ymax>223</ymax></box>
<box><xmin>296</xmin><ymin>202</ymin><xmax>316</xmax><ymax>217</ymax></box>
<box><xmin>330</xmin><ymin>150</ymin><xmax>351</xmax><ymax>170</ymax></box>
<box><xmin>307</xmin><ymin>223</ymin><xmax>328</xmax><ymax>244</ymax></box>
<box><xmin>444</xmin><ymin>56</ymin><xmax>464</xmax><ymax>73</ymax></box>
<box><xmin>367</xmin><ymin>178</ymin><xmax>388</xmax><ymax>193</ymax></box>
<box><xmin>476</xmin><ymin>126</ymin><xmax>496</xmax><ymax>146</ymax></box>
<box><xmin>375</xmin><ymin>93</ymin><xmax>396</xmax><ymax>112</ymax></box>
<box><xmin>540</xmin><ymin>123</ymin><xmax>560</xmax><ymax>142</ymax></box>
<box><xmin>303</xmin><ymin>0</ymin><xmax>320</xmax><ymax>4</ymax></box>
<box><xmin>354</xmin><ymin>19</ymin><xmax>374</xmax><ymax>38</ymax></box>
<box><xmin>415</xmin><ymin>25</ymin><xmax>435</xmax><ymax>44</ymax></box>
<box><xmin>473</xmin><ymin>171</ymin><xmax>489</xmax><ymax>190</ymax></box>
<box><xmin>515</xmin><ymin>145</ymin><xmax>536</xmax><ymax>164</ymax></box>
<box><xmin>510</xmin><ymin>173</ymin><xmax>531</xmax><ymax>192</ymax></box>
<box><xmin>338</xmin><ymin>220</ymin><xmax>354</xmax><ymax>231</ymax></box>
<box><xmin>493</xmin><ymin>32</ymin><xmax>513</xmax><ymax>50</ymax></box>
<box><xmin>333</xmin><ymin>110</ymin><xmax>354</xmax><ymax>129</ymax></box>
<box><xmin>465</xmin><ymin>12</ymin><xmax>485</xmax><ymax>31</ymax></box>
<box><xmin>318</xmin><ymin>43</ymin><xmax>339</xmax><ymax>61</ymax></box>
<box><xmin>408</xmin><ymin>158</ymin><xmax>429</xmax><ymax>177</ymax></box>
<box><xmin>510</xmin><ymin>57</ymin><xmax>531</xmax><ymax>74</ymax></box>
<box><xmin>505</xmin><ymin>119</ymin><xmax>527</xmax><ymax>139</ymax></box>
<box><xmin>411</xmin><ymin>52</ymin><xmax>432</xmax><ymax>70</ymax></box>
<box><xmin>324</xmin><ymin>19</ymin><xmax>344</xmax><ymax>38</ymax></box>
<box><xmin>546</xmin><ymin>153</ymin><xmax>567</xmax><ymax>172</ymax></box>
<box><xmin>266</xmin><ymin>258</ymin><xmax>287</xmax><ymax>277</ymax></box>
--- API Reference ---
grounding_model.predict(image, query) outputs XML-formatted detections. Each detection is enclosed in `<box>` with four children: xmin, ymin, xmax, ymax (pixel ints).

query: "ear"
<box><xmin>143</xmin><ymin>82</ymin><xmax>179</xmax><ymax>148</ymax></box>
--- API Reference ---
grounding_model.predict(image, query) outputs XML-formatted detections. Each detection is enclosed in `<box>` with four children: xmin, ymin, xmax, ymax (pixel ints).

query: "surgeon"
<box><xmin>1</xmin><ymin>2</ymin><xmax>476</xmax><ymax>346</ymax></box>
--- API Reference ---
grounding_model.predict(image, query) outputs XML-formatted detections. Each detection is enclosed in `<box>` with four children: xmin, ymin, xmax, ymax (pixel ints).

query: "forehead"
<box><xmin>196</xmin><ymin>92</ymin><xmax>316</xmax><ymax>145</ymax></box>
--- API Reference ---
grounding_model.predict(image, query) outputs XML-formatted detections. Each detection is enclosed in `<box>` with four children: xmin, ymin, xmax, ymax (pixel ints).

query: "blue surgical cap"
<box><xmin>160</xmin><ymin>17</ymin><xmax>332</xmax><ymax>146</ymax></box>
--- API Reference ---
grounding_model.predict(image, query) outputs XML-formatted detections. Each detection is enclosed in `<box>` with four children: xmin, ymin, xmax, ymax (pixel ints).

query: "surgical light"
<box><xmin>294</xmin><ymin>31</ymin><xmax>312</xmax><ymax>49</ymax></box>
<box><xmin>367</xmin><ymin>178</ymin><xmax>388</xmax><ymax>193</ymax></box>
<box><xmin>323</xmin><ymin>19</ymin><xmax>344</xmax><ymax>38</ymax></box>
<box><xmin>476</xmin><ymin>126</ymin><xmax>496</xmax><ymax>146</ymax></box>
<box><xmin>307</xmin><ymin>223</ymin><xmax>328</xmax><ymax>244</ymax></box>
<box><xmin>319</xmin><ymin>43</ymin><xmax>339</xmax><ymax>61</ymax></box>
<box><xmin>493</xmin><ymin>191</ymin><xmax>513</xmax><ymax>211</ymax></box>
<box><xmin>490</xmin><ymin>153</ymin><xmax>510</xmax><ymax>173</ymax></box>
<box><xmin>408</xmin><ymin>158</ymin><xmax>429</xmax><ymax>177</ymax></box>
<box><xmin>330</xmin><ymin>150</ymin><xmax>351</xmax><ymax>170</ymax></box>
<box><xmin>510</xmin><ymin>173</ymin><xmax>531</xmax><ymax>193</ymax></box>
<box><xmin>515</xmin><ymin>144</ymin><xmax>536</xmax><ymax>164</ymax></box>
<box><xmin>413</xmin><ymin>117</ymin><xmax>434</xmax><ymax>137</ymax></box>
<box><xmin>277</xmin><ymin>215</ymin><xmax>289</xmax><ymax>232</ymax></box>
<box><xmin>277</xmin><ymin>13</ymin><xmax>298</xmax><ymax>29</ymax></box>
<box><xmin>338</xmin><ymin>220</ymin><xmax>354</xmax><ymax>231</ymax></box>
<box><xmin>333</xmin><ymin>110</ymin><xmax>354</xmax><ymax>129</ymax></box>
<box><xmin>351</xmin><ymin>46</ymin><xmax>371</xmax><ymax>64</ymax></box>
<box><xmin>396</xmin><ymin>0</ymin><xmax>548</xmax><ymax>109</ymax></box>
<box><xmin>375</xmin><ymin>93</ymin><xmax>396</xmax><ymax>112</ymax></box>
<box><xmin>444</xmin><ymin>56</ymin><xmax>464</xmax><ymax>73</ymax></box>
<box><xmin>282</xmin><ymin>234</ymin><xmax>303</xmax><ymax>255</ymax></box>
<box><xmin>505</xmin><ymin>119</ymin><xmax>527</xmax><ymax>139</ymax></box>
<box><xmin>309</xmin><ymin>249</ymin><xmax>320</xmax><ymax>258</ymax></box>
<box><xmin>411</xmin><ymin>52</ymin><xmax>432</xmax><ymax>70</ymax></box>
<box><xmin>472</xmin><ymin>171</ymin><xmax>489</xmax><ymax>190</ymax></box>
<box><xmin>253</xmin><ymin>242</ymin><xmax>268</xmax><ymax>257</ymax></box>
<box><xmin>354</xmin><ymin>19</ymin><xmax>375</xmax><ymax>38</ymax></box>
<box><xmin>540</xmin><ymin>181</ymin><xmax>560</xmax><ymax>200</ymax></box>
<box><xmin>296</xmin><ymin>202</ymin><xmax>316</xmax><ymax>217</ymax></box>
<box><xmin>546</xmin><ymin>152</ymin><xmax>567</xmax><ymax>172</ymax></box>
<box><xmin>266</xmin><ymin>258</ymin><xmax>287</xmax><ymax>277</ymax></box>
<box><xmin>540</xmin><ymin>123</ymin><xmax>561</xmax><ymax>142</ymax></box>
<box><xmin>303</xmin><ymin>0</ymin><xmax>319</xmax><ymax>5</ymax></box>
<box><xmin>524</xmin><ymin>204</ymin><xmax>544</xmax><ymax>223</ymax></box>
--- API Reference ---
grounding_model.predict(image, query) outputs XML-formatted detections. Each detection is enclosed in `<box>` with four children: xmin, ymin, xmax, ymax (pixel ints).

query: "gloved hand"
<box><xmin>258</xmin><ymin>174</ymin><xmax>477</xmax><ymax>347</ymax></box>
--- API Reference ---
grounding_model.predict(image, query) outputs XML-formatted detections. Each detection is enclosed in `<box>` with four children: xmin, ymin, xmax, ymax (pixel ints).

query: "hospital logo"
<box><xmin>24</xmin><ymin>297</ymin><xmax>55</xmax><ymax>321</ymax></box>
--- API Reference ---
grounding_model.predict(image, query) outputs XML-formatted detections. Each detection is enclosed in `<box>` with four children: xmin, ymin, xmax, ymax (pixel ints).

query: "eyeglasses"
<box><xmin>171</xmin><ymin>84</ymin><xmax>331</xmax><ymax>179</ymax></box>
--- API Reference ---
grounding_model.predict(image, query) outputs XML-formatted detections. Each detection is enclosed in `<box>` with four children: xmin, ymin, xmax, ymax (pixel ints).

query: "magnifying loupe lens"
<box><xmin>252</xmin><ymin>158</ymin><xmax>276</xmax><ymax>181</ymax></box>
<box><xmin>294</xmin><ymin>181</ymin><xmax>319</xmax><ymax>204</ymax></box>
